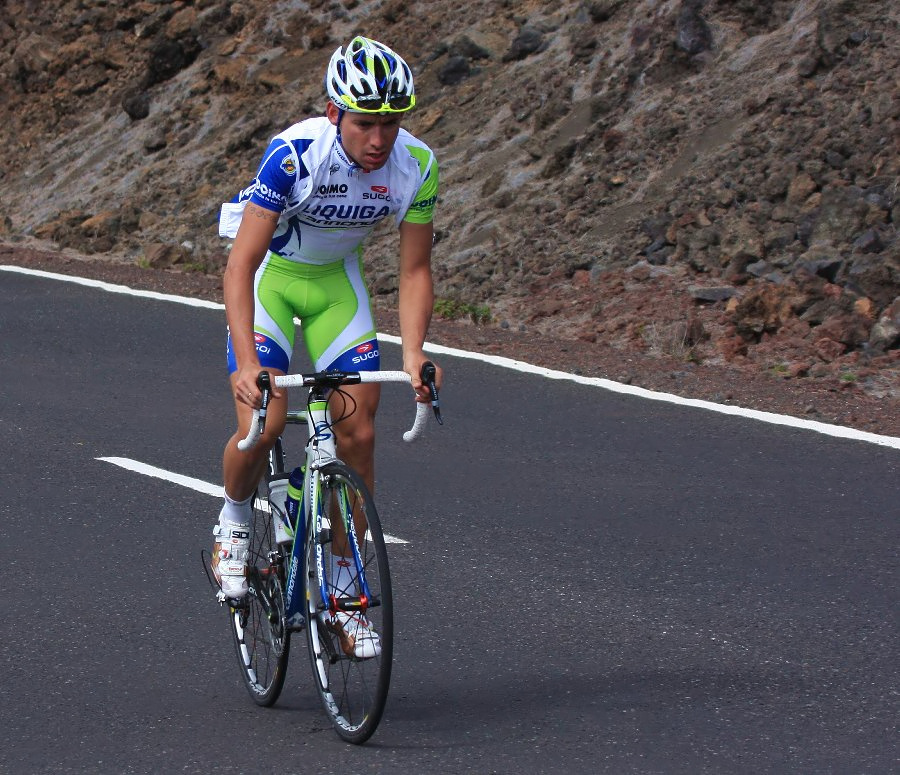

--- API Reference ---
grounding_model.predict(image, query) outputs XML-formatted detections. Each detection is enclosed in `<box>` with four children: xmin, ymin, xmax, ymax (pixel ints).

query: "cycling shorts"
<box><xmin>226</xmin><ymin>251</ymin><xmax>380</xmax><ymax>374</ymax></box>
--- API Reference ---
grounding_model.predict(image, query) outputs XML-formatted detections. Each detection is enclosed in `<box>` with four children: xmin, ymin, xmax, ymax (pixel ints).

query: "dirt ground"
<box><xmin>4</xmin><ymin>241</ymin><xmax>897</xmax><ymax>439</ymax></box>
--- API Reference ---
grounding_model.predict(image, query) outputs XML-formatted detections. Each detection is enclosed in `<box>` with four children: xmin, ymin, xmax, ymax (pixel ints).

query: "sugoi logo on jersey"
<box><xmin>253</xmin><ymin>332</ymin><xmax>272</xmax><ymax>355</ymax></box>
<box><xmin>363</xmin><ymin>184</ymin><xmax>392</xmax><ymax>201</ymax></box>
<box><xmin>351</xmin><ymin>342</ymin><xmax>379</xmax><ymax>365</ymax></box>
<box><xmin>317</xmin><ymin>183</ymin><xmax>349</xmax><ymax>197</ymax></box>
<box><xmin>329</xmin><ymin>163</ymin><xmax>341</xmax><ymax>175</ymax></box>
<box><xmin>280</xmin><ymin>155</ymin><xmax>296</xmax><ymax>175</ymax></box>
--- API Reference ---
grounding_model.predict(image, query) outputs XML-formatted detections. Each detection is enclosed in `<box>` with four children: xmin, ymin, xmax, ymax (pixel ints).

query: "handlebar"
<box><xmin>237</xmin><ymin>364</ymin><xmax>442</xmax><ymax>451</ymax></box>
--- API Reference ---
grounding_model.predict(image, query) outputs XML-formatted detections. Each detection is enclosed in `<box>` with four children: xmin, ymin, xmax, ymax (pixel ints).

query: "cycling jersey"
<box><xmin>219</xmin><ymin>116</ymin><xmax>438</xmax><ymax>374</ymax></box>
<box><xmin>219</xmin><ymin>116</ymin><xmax>438</xmax><ymax>264</ymax></box>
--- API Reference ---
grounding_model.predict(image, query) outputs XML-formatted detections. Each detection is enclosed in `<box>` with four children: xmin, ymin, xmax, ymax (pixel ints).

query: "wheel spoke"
<box><xmin>305</xmin><ymin>462</ymin><xmax>392</xmax><ymax>743</ymax></box>
<box><xmin>227</xmin><ymin>486</ymin><xmax>291</xmax><ymax>706</ymax></box>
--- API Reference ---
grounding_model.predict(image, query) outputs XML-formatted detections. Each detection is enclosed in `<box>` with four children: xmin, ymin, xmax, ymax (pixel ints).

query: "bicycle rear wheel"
<box><xmin>305</xmin><ymin>462</ymin><xmax>393</xmax><ymax>744</ymax></box>
<box><xmin>228</xmin><ymin>487</ymin><xmax>291</xmax><ymax>706</ymax></box>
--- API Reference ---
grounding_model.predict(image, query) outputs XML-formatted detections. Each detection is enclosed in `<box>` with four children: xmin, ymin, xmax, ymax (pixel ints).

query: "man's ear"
<box><xmin>325</xmin><ymin>102</ymin><xmax>340</xmax><ymax>125</ymax></box>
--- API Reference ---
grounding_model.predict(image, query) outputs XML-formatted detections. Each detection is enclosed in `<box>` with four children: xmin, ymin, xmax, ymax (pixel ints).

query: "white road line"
<box><xmin>98</xmin><ymin>456</ymin><xmax>223</xmax><ymax>496</ymax></box>
<box><xmin>1</xmin><ymin>264</ymin><xmax>222</xmax><ymax>308</ymax></box>
<box><xmin>97</xmin><ymin>456</ymin><xmax>409</xmax><ymax>544</ymax></box>
<box><xmin>381</xmin><ymin>335</ymin><xmax>900</xmax><ymax>450</ymax></box>
<box><xmin>6</xmin><ymin>264</ymin><xmax>899</xmax><ymax>450</ymax></box>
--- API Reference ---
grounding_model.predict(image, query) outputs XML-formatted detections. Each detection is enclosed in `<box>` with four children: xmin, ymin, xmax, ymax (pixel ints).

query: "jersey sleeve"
<box><xmin>402</xmin><ymin>145</ymin><xmax>439</xmax><ymax>224</ymax></box>
<box><xmin>244</xmin><ymin>139</ymin><xmax>299</xmax><ymax>213</ymax></box>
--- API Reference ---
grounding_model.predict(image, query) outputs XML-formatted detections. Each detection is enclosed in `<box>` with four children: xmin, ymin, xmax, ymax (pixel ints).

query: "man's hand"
<box><xmin>234</xmin><ymin>364</ymin><xmax>282</xmax><ymax>408</ymax></box>
<box><xmin>404</xmin><ymin>351</ymin><xmax>442</xmax><ymax>403</ymax></box>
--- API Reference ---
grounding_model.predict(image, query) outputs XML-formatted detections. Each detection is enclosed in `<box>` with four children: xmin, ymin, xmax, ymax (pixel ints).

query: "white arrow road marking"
<box><xmin>97</xmin><ymin>456</ymin><xmax>409</xmax><ymax>545</ymax></box>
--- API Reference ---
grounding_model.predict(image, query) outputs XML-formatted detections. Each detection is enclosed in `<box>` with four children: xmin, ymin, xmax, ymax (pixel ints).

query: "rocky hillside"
<box><xmin>1</xmin><ymin>0</ymin><xmax>897</xmax><ymax>391</ymax></box>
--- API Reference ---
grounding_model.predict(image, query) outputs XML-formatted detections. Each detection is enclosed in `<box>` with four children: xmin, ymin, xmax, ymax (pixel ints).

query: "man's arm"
<box><xmin>223</xmin><ymin>203</ymin><xmax>281</xmax><ymax>403</ymax></box>
<box><xmin>397</xmin><ymin>219</ymin><xmax>441</xmax><ymax>399</ymax></box>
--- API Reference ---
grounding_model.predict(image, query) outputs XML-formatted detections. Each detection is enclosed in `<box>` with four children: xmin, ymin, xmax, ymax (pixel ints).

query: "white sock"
<box><xmin>330</xmin><ymin>553</ymin><xmax>356</xmax><ymax>598</ymax></box>
<box><xmin>219</xmin><ymin>492</ymin><xmax>253</xmax><ymax>526</ymax></box>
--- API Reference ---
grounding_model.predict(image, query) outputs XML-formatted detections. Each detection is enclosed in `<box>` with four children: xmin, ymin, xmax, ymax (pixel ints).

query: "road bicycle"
<box><xmin>203</xmin><ymin>364</ymin><xmax>441</xmax><ymax>744</ymax></box>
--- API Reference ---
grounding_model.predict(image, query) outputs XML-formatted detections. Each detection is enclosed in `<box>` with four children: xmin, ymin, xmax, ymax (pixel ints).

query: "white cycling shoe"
<box><xmin>211</xmin><ymin>519</ymin><xmax>251</xmax><ymax>599</ymax></box>
<box><xmin>326</xmin><ymin>610</ymin><xmax>382</xmax><ymax>659</ymax></box>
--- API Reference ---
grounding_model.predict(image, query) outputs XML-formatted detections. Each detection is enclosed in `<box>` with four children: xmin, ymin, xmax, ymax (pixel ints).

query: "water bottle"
<box><xmin>283</xmin><ymin>466</ymin><xmax>306</xmax><ymax>545</ymax></box>
<box><xmin>267</xmin><ymin>475</ymin><xmax>292</xmax><ymax>544</ymax></box>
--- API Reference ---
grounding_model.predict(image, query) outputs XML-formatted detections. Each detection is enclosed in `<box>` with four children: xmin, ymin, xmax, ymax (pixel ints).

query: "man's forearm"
<box><xmin>398</xmin><ymin>268</ymin><xmax>434</xmax><ymax>357</ymax></box>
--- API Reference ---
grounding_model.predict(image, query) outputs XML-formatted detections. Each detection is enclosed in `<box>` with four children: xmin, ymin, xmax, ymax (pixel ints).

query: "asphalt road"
<box><xmin>1</xmin><ymin>270</ymin><xmax>898</xmax><ymax>774</ymax></box>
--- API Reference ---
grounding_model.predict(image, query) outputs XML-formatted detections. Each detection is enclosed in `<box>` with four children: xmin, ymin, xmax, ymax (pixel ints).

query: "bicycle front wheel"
<box><xmin>228</xmin><ymin>488</ymin><xmax>291</xmax><ymax>706</ymax></box>
<box><xmin>305</xmin><ymin>462</ymin><xmax>393</xmax><ymax>744</ymax></box>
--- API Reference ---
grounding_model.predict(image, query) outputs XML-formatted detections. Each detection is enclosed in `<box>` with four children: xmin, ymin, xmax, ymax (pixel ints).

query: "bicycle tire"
<box><xmin>305</xmin><ymin>461</ymin><xmax>393</xmax><ymax>744</ymax></box>
<box><xmin>228</xmin><ymin>488</ymin><xmax>291</xmax><ymax>706</ymax></box>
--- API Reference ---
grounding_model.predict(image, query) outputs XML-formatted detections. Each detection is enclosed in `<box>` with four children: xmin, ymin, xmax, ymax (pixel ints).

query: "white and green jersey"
<box><xmin>219</xmin><ymin>116</ymin><xmax>438</xmax><ymax>264</ymax></box>
<box><xmin>220</xmin><ymin>116</ymin><xmax>438</xmax><ymax>374</ymax></box>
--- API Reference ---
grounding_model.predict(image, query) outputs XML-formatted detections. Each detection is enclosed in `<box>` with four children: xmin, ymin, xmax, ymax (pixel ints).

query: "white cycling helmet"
<box><xmin>325</xmin><ymin>36</ymin><xmax>416</xmax><ymax>113</ymax></box>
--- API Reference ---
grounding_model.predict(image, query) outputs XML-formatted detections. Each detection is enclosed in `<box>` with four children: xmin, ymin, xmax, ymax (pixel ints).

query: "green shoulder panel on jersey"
<box><xmin>402</xmin><ymin>143</ymin><xmax>439</xmax><ymax>224</ymax></box>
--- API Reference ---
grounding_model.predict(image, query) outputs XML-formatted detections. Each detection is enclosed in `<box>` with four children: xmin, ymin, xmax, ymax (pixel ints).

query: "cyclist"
<box><xmin>211</xmin><ymin>36</ymin><xmax>442</xmax><ymax>657</ymax></box>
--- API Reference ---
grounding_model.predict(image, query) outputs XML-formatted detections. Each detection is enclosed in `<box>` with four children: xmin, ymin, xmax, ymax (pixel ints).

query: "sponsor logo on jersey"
<box><xmin>355</xmin><ymin>343</ymin><xmax>374</xmax><ymax>353</ymax></box>
<box><xmin>252</xmin><ymin>332</ymin><xmax>274</xmax><ymax>356</ymax></box>
<box><xmin>351</xmin><ymin>347</ymin><xmax>379</xmax><ymax>365</ymax></box>
<box><xmin>280</xmin><ymin>155</ymin><xmax>296</xmax><ymax>175</ymax></box>
<box><xmin>317</xmin><ymin>183</ymin><xmax>349</xmax><ymax>197</ymax></box>
<box><xmin>329</xmin><ymin>163</ymin><xmax>341</xmax><ymax>175</ymax></box>
<box><xmin>363</xmin><ymin>185</ymin><xmax>391</xmax><ymax>202</ymax></box>
<box><xmin>243</xmin><ymin>178</ymin><xmax>287</xmax><ymax>208</ymax></box>
<box><xmin>410</xmin><ymin>194</ymin><xmax>437</xmax><ymax>210</ymax></box>
<box><xmin>300</xmin><ymin>203</ymin><xmax>391</xmax><ymax>228</ymax></box>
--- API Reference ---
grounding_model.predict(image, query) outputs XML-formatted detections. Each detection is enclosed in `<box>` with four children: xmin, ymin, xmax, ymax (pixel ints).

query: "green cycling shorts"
<box><xmin>226</xmin><ymin>251</ymin><xmax>380</xmax><ymax>373</ymax></box>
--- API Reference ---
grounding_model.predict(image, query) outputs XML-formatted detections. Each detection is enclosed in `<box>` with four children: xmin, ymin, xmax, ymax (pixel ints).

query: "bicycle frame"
<box><xmin>225</xmin><ymin>365</ymin><xmax>440</xmax><ymax>742</ymax></box>
<box><xmin>238</xmin><ymin>367</ymin><xmax>436</xmax><ymax>626</ymax></box>
<box><xmin>278</xmin><ymin>386</ymin><xmax>370</xmax><ymax>625</ymax></box>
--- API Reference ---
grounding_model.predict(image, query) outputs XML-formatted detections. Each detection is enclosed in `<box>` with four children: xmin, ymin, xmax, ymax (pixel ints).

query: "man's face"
<box><xmin>327</xmin><ymin>102</ymin><xmax>402</xmax><ymax>171</ymax></box>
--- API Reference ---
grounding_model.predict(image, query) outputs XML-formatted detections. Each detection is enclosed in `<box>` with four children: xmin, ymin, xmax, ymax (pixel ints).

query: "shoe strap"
<box><xmin>213</xmin><ymin>523</ymin><xmax>251</xmax><ymax>542</ymax></box>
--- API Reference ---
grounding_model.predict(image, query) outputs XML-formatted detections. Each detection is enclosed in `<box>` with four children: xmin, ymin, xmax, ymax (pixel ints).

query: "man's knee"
<box><xmin>336</xmin><ymin>416</ymin><xmax>375</xmax><ymax>450</ymax></box>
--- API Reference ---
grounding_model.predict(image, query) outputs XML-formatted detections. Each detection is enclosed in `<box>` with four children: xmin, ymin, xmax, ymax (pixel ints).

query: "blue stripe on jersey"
<box><xmin>232</xmin><ymin>139</ymin><xmax>314</xmax><ymax>212</ymax></box>
<box><xmin>290</xmin><ymin>139</ymin><xmax>313</xmax><ymax>173</ymax></box>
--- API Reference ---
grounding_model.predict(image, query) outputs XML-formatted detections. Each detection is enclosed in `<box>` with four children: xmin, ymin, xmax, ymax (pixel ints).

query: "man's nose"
<box><xmin>371</xmin><ymin>125</ymin><xmax>390</xmax><ymax>146</ymax></box>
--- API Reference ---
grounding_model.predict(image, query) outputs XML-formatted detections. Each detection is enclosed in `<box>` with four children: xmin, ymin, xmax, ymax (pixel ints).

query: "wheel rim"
<box><xmin>306</xmin><ymin>465</ymin><xmax>392</xmax><ymax>742</ymax></box>
<box><xmin>229</xmin><ymin>492</ymin><xmax>290</xmax><ymax>704</ymax></box>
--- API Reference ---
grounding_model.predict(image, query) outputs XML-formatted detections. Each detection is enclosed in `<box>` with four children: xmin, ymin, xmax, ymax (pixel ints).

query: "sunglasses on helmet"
<box><xmin>342</xmin><ymin>92</ymin><xmax>416</xmax><ymax>113</ymax></box>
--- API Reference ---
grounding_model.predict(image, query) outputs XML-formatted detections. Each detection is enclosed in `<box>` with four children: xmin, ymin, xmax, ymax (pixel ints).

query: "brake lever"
<box><xmin>421</xmin><ymin>361</ymin><xmax>443</xmax><ymax>425</ymax></box>
<box><xmin>257</xmin><ymin>370</ymin><xmax>271</xmax><ymax>434</ymax></box>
